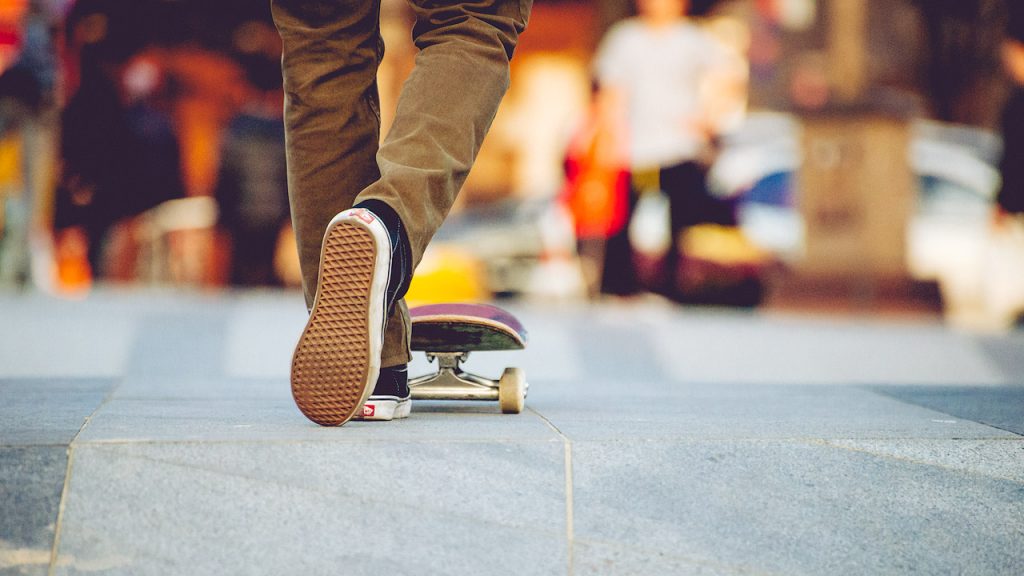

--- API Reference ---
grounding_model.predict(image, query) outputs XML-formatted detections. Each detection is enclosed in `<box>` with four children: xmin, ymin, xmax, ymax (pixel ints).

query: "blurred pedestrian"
<box><xmin>121</xmin><ymin>55</ymin><xmax>185</xmax><ymax>219</ymax></box>
<box><xmin>214</xmin><ymin>26</ymin><xmax>289</xmax><ymax>286</ymax></box>
<box><xmin>54</xmin><ymin>38</ymin><xmax>134</xmax><ymax>278</ymax></box>
<box><xmin>0</xmin><ymin>2</ymin><xmax>57</xmax><ymax>287</ymax></box>
<box><xmin>272</xmin><ymin>0</ymin><xmax>531</xmax><ymax>425</ymax></box>
<box><xmin>0</xmin><ymin>67</ymin><xmax>38</xmax><ymax>286</ymax></box>
<box><xmin>55</xmin><ymin>4</ymin><xmax>186</xmax><ymax>281</ymax></box>
<box><xmin>562</xmin><ymin>80</ymin><xmax>631</xmax><ymax>297</ymax></box>
<box><xmin>594</xmin><ymin>0</ymin><xmax>745</xmax><ymax>299</ymax></box>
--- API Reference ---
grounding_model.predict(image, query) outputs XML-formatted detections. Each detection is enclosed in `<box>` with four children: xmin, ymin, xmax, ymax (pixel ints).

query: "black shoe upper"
<box><xmin>373</xmin><ymin>364</ymin><xmax>410</xmax><ymax>398</ymax></box>
<box><xmin>353</xmin><ymin>202</ymin><xmax>412</xmax><ymax>399</ymax></box>
<box><xmin>354</xmin><ymin>199</ymin><xmax>412</xmax><ymax>314</ymax></box>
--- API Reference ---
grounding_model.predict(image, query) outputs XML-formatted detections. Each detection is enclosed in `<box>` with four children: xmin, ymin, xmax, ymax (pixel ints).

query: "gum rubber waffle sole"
<box><xmin>291</xmin><ymin>217</ymin><xmax>384</xmax><ymax>426</ymax></box>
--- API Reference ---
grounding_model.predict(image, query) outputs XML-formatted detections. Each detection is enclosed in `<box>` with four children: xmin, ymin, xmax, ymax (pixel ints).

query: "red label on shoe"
<box><xmin>352</xmin><ymin>209</ymin><xmax>376</xmax><ymax>224</ymax></box>
<box><xmin>363</xmin><ymin>404</ymin><xmax>375</xmax><ymax>417</ymax></box>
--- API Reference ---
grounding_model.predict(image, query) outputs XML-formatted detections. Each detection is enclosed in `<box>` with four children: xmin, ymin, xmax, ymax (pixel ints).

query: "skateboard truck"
<box><xmin>411</xmin><ymin>351</ymin><xmax>526</xmax><ymax>400</ymax></box>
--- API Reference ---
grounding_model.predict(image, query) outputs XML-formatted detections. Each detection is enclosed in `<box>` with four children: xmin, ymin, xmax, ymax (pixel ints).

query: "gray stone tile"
<box><xmin>651</xmin><ymin>313</ymin><xmax>1008</xmax><ymax>386</ymax></box>
<box><xmin>822</xmin><ymin>439</ymin><xmax>1024</xmax><ymax>482</ymax></box>
<box><xmin>495</xmin><ymin>302</ymin><xmax>1018</xmax><ymax>389</ymax></box>
<box><xmin>872</xmin><ymin>386</ymin><xmax>1024</xmax><ymax>436</ymax></box>
<box><xmin>222</xmin><ymin>295</ymin><xmax>305</xmax><ymax>379</ymax></box>
<box><xmin>511</xmin><ymin>305</ymin><xmax>588</xmax><ymax>382</ymax></box>
<box><xmin>76</xmin><ymin>397</ymin><xmax>561</xmax><ymax>444</ymax></box>
<box><xmin>0</xmin><ymin>379</ymin><xmax>114</xmax><ymax>446</ymax></box>
<box><xmin>111</xmin><ymin>376</ymin><xmax>286</xmax><ymax>401</ymax></box>
<box><xmin>0</xmin><ymin>447</ymin><xmax>67</xmax><ymax>576</ymax></box>
<box><xmin>572</xmin><ymin>541</ymin><xmax>759</xmax><ymax>576</ymax></box>
<box><xmin>0</xmin><ymin>296</ymin><xmax>134</xmax><ymax>379</ymax></box>
<box><xmin>6</xmin><ymin>291</ymin><xmax>1024</xmax><ymax>576</ymax></box>
<box><xmin>568</xmin><ymin>322</ymin><xmax>668</xmax><ymax>383</ymax></box>
<box><xmin>54</xmin><ymin>441</ymin><xmax>567</xmax><ymax>575</ymax></box>
<box><xmin>570</xmin><ymin>440</ymin><xmax>1024</xmax><ymax>576</ymax></box>
<box><xmin>124</xmin><ymin>312</ymin><xmax>227</xmax><ymax>379</ymax></box>
<box><xmin>976</xmin><ymin>332</ymin><xmax>1024</xmax><ymax>382</ymax></box>
<box><xmin>530</xmin><ymin>384</ymin><xmax>1016</xmax><ymax>441</ymax></box>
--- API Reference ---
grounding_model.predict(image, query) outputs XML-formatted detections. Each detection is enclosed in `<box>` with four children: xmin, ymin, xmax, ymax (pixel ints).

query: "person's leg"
<box><xmin>274</xmin><ymin>0</ymin><xmax>530</xmax><ymax>426</ymax></box>
<box><xmin>273</xmin><ymin>0</ymin><xmax>388</xmax><ymax>426</ymax></box>
<box><xmin>355</xmin><ymin>0</ymin><xmax>531</xmax><ymax>367</ymax></box>
<box><xmin>599</xmin><ymin>182</ymin><xmax>639</xmax><ymax>296</ymax></box>
<box><xmin>660</xmin><ymin>161</ymin><xmax>707</xmax><ymax>298</ymax></box>
<box><xmin>661</xmin><ymin>161</ymin><xmax>736</xmax><ymax>300</ymax></box>
<box><xmin>271</xmin><ymin>0</ymin><xmax>384</xmax><ymax>309</ymax></box>
<box><xmin>84</xmin><ymin>219</ymin><xmax>110</xmax><ymax>278</ymax></box>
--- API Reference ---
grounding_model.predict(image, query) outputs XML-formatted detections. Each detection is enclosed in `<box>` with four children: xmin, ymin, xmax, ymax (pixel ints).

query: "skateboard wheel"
<box><xmin>498</xmin><ymin>367</ymin><xmax>526</xmax><ymax>414</ymax></box>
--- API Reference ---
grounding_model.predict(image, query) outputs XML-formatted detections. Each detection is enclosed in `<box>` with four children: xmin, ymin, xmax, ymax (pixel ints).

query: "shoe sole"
<box><xmin>356</xmin><ymin>397</ymin><xmax>412</xmax><ymax>421</ymax></box>
<box><xmin>290</xmin><ymin>211</ymin><xmax>390</xmax><ymax>426</ymax></box>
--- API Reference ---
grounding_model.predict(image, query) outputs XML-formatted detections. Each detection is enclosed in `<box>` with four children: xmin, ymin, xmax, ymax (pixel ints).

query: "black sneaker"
<box><xmin>290</xmin><ymin>206</ymin><xmax>409</xmax><ymax>426</ymax></box>
<box><xmin>356</xmin><ymin>365</ymin><xmax>412</xmax><ymax>421</ymax></box>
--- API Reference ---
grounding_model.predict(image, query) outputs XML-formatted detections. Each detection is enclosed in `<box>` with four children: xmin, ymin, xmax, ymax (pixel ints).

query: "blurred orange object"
<box><xmin>562</xmin><ymin>156</ymin><xmax>629</xmax><ymax>240</ymax></box>
<box><xmin>561</xmin><ymin>97</ymin><xmax>629</xmax><ymax>240</ymax></box>
<box><xmin>0</xmin><ymin>133</ymin><xmax>20</xmax><ymax>190</ymax></box>
<box><xmin>55</xmin><ymin>227</ymin><xmax>92</xmax><ymax>295</ymax></box>
<box><xmin>0</xmin><ymin>0</ymin><xmax>27</xmax><ymax>28</ymax></box>
<box><xmin>0</xmin><ymin>0</ymin><xmax>25</xmax><ymax>73</ymax></box>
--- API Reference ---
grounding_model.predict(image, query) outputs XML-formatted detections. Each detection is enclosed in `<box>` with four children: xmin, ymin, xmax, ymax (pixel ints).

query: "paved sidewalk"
<box><xmin>1</xmin><ymin>289</ymin><xmax>1022</xmax><ymax>575</ymax></box>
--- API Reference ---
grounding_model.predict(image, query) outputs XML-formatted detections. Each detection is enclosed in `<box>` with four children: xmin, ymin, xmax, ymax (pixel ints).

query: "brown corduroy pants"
<box><xmin>271</xmin><ymin>0</ymin><xmax>531</xmax><ymax>367</ymax></box>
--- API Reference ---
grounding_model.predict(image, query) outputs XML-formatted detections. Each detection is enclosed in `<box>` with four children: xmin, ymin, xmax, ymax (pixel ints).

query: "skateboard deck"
<box><xmin>409</xmin><ymin>303</ymin><xmax>529</xmax><ymax>413</ymax></box>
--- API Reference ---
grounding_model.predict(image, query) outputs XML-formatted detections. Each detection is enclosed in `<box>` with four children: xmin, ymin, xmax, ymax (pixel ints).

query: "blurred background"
<box><xmin>1</xmin><ymin>0</ymin><xmax>1023</xmax><ymax>330</ymax></box>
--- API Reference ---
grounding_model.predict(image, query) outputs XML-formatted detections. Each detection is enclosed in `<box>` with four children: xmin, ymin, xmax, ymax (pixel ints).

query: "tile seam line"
<box><xmin>48</xmin><ymin>378</ymin><xmax>123</xmax><ymax>573</ymax></box>
<box><xmin>69</xmin><ymin>449</ymin><xmax>567</xmax><ymax>538</ymax></box>
<box><xmin>571</xmin><ymin>535</ymin><xmax>784</xmax><ymax>576</ymax></box>
<box><xmin>72</xmin><ymin>437</ymin><xmax>564</xmax><ymax>447</ymax></box>
<box><xmin>866</xmin><ymin>387</ymin><xmax>1024</xmax><ymax>438</ymax></box>
<box><xmin>598</xmin><ymin>434</ymin><xmax>1002</xmax><ymax>441</ymax></box>
<box><xmin>0</xmin><ymin>442</ymin><xmax>81</xmax><ymax>448</ymax></box>
<box><xmin>528</xmin><ymin>407</ymin><xmax>574</xmax><ymax>576</ymax></box>
<box><xmin>47</xmin><ymin>448</ymin><xmax>74</xmax><ymax>576</ymax></box>
<box><xmin>970</xmin><ymin>422</ymin><xmax>1022</xmax><ymax>438</ymax></box>
<box><xmin>69</xmin><ymin>435</ymin><xmax>1024</xmax><ymax>447</ymax></box>
<box><xmin>807</xmin><ymin>438</ymin><xmax>1024</xmax><ymax>484</ymax></box>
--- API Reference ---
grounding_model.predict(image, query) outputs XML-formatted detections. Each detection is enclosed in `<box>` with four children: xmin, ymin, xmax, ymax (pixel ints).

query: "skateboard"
<box><xmin>409</xmin><ymin>303</ymin><xmax>529</xmax><ymax>413</ymax></box>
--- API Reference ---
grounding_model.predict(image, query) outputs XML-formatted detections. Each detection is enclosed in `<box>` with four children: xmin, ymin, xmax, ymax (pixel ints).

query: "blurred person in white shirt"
<box><xmin>594</xmin><ymin>0</ymin><xmax>746</xmax><ymax>298</ymax></box>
